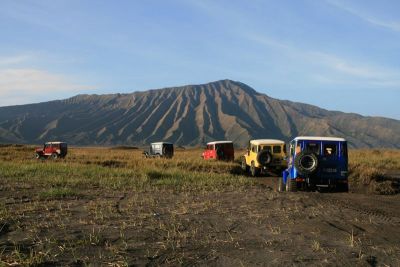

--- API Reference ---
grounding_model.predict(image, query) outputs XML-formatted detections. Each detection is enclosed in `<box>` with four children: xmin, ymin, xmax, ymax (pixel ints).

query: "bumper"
<box><xmin>300</xmin><ymin>177</ymin><xmax>348</xmax><ymax>188</ymax></box>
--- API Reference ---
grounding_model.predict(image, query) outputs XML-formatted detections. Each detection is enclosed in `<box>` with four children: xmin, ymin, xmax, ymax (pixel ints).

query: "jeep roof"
<box><xmin>45</xmin><ymin>141</ymin><xmax>66</xmax><ymax>145</ymax></box>
<box><xmin>150</xmin><ymin>142</ymin><xmax>173</xmax><ymax>145</ymax></box>
<box><xmin>293</xmin><ymin>136</ymin><xmax>346</xmax><ymax>142</ymax></box>
<box><xmin>250</xmin><ymin>139</ymin><xmax>285</xmax><ymax>145</ymax></box>
<box><xmin>206</xmin><ymin>141</ymin><xmax>233</xmax><ymax>145</ymax></box>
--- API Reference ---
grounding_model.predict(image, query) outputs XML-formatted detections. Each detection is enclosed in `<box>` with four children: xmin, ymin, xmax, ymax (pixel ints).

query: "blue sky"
<box><xmin>0</xmin><ymin>0</ymin><xmax>399</xmax><ymax>119</ymax></box>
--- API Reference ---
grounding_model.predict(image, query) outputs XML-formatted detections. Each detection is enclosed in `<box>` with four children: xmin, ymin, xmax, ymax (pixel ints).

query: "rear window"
<box><xmin>273</xmin><ymin>145</ymin><xmax>281</xmax><ymax>154</ymax></box>
<box><xmin>260</xmin><ymin>145</ymin><xmax>271</xmax><ymax>152</ymax></box>
<box><xmin>323</xmin><ymin>143</ymin><xmax>337</xmax><ymax>156</ymax></box>
<box><xmin>306</xmin><ymin>142</ymin><xmax>320</xmax><ymax>154</ymax></box>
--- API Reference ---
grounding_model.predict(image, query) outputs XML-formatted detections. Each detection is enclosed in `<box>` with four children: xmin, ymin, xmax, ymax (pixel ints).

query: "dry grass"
<box><xmin>0</xmin><ymin>146</ymin><xmax>399</xmax><ymax>194</ymax></box>
<box><xmin>348</xmin><ymin>149</ymin><xmax>400</xmax><ymax>194</ymax></box>
<box><xmin>0</xmin><ymin>146</ymin><xmax>251</xmax><ymax>192</ymax></box>
<box><xmin>0</xmin><ymin>145</ymin><xmax>399</xmax><ymax>265</ymax></box>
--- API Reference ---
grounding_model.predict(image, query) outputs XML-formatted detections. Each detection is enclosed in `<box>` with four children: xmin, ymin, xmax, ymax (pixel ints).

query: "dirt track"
<box><xmin>1</xmin><ymin>179</ymin><xmax>400</xmax><ymax>266</ymax></box>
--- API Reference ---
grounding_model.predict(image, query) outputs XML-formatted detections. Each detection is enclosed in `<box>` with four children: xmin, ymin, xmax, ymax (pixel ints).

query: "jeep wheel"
<box><xmin>35</xmin><ymin>153</ymin><xmax>41</xmax><ymax>159</ymax></box>
<box><xmin>286</xmin><ymin>179</ymin><xmax>297</xmax><ymax>192</ymax></box>
<box><xmin>277</xmin><ymin>177</ymin><xmax>285</xmax><ymax>192</ymax></box>
<box><xmin>241</xmin><ymin>157</ymin><xmax>249</xmax><ymax>172</ymax></box>
<box><xmin>250</xmin><ymin>162</ymin><xmax>259</xmax><ymax>177</ymax></box>
<box><xmin>51</xmin><ymin>153</ymin><xmax>58</xmax><ymax>160</ymax></box>
<box><xmin>294</xmin><ymin>151</ymin><xmax>318</xmax><ymax>175</ymax></box>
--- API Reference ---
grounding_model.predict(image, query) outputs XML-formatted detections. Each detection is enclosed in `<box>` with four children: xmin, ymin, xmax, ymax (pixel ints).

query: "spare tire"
<box><xmin>257</xmin><ymin>150</ymin><xmax>272</xmax><ymax>166</ymax></box>
<box><xmin>294</xmin><ymin>151</ymin><xmax>318</xmax><ymax>175</ymax></box>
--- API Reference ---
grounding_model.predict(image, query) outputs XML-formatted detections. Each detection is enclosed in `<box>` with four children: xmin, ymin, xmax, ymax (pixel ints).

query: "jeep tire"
<box><xmin>286</xmin><ymin>179</ymin><xmax>297</xmax><ymax>192</ymax></box>
<box><xmin>250</xmin><ymin>162</ymin><xmax>259</xmax><ymax>177</ymax></box>
<box><xmin>277</xmin><ymin>177</ymin><xmax>285</xmax><ymax>192</ymax></box>
<box><xmin>257</xmin><ymin>150</ymin><xmax>272</xmax><ymax>166</ymax></box>
<box><xmin>241</xmin><ymin>157</ymin><xmax>249</xmax><ymax>172</ymax></box>
<box><xmin>51</xmin><ymin>153</ymin><xmax>58</xmax><ymax>160</ymax></box>
<box><xmin>35</xmin><ymin>153</ymin><xmax>41</xmax><ymax>159</ymax></box>
<box><xmin>294</xmin><ymin>151</ymin><xmax>318</xmax><ymax>175</ymax></box>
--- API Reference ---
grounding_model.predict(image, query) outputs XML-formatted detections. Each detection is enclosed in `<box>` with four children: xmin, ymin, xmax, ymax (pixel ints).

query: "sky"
<box><xmin>0</xmin><ymin>0</ymin><xmax>399</xmax><ymax>119</ymax></box>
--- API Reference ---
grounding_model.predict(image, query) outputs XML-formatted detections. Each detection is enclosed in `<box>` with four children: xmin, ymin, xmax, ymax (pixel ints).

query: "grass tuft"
<box><xmin>40</xmin><ymin>187</ymin><xmax>79</xmax><ymax>199</ymax></box>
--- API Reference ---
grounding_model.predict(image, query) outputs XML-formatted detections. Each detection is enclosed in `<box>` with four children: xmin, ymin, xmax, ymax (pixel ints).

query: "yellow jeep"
<box><xmin>241</xmin><ymin>139</ymin><xmax>287</xmax><ymax>176</ymax></box>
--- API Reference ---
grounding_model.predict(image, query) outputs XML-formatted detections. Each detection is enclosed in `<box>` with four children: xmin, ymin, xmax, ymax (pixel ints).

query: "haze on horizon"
<box><xmin>0</xmin><ymin>0</ymin><xmax>399</xmax><ymax>119</ymax></box>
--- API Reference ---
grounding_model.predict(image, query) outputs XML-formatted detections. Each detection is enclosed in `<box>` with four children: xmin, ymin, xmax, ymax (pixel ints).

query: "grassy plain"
<box><xmin>0</xmin><ymin>145</ymin><xmax>399</xmax><ymax>266</ymax></box>
<box><xmin>0</xmin><ymin>146</ymin><xmax>250</xmax><ymax>192</ymax></box>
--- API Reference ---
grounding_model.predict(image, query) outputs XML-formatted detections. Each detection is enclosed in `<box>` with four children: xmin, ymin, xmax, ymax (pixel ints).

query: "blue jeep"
<box><xmin>280</xmin><ymin>136</ymin><xmax>349</xmax><ymax>192</ymax></box>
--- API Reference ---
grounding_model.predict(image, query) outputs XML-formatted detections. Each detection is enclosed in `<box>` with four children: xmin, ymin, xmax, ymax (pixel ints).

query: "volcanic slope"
<box><xmin>0</xmin><ymin>79</ymin><xmax>399</xmax><ymax>148</ymax></box>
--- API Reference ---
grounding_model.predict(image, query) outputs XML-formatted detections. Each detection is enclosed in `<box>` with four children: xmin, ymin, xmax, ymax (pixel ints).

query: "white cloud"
<box><xmin>326</xmin><ymin>0</ymin><xmax>400</xmax><ymax>32</ymax></box>
<box><xmin>309</xmin><ymin>52</ymin><xmax>378</xmax><ymax>77</ymax></box>
<box><xmin>304</xmin><ymin>53</ymin><xmax>400</xmax><ymax>88</ymax></box>
<box><xmin>246</xmin><ymin>34</ymin><xmax>291</xmax><ymax>51</ymax></box>
<box><xmin>0</xmin><ymin>55</ymin><xmax>33</xmax><ymax>66</ymax></box>
<box><xmin>0</xmin><ymin>68</ymin><xmax>95</xmax><ymax>106</ymax></box>
<box><xmin>247</xmin><ymin>34</ymin><xmax>400</xmax><ymax>88</ymax></box>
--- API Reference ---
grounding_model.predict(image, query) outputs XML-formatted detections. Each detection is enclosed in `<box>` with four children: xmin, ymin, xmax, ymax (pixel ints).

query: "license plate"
<box><xmin>323</xmin><ymin>168</ymin><xmax>337</xmax><ymax>173</ymax></box>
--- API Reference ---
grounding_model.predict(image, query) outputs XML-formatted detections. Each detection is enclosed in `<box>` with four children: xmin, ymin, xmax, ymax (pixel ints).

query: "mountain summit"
<box><xmin>0</xmin><ymin>79</ymin><xmax>399</xmax><ymax>148</ymax></box>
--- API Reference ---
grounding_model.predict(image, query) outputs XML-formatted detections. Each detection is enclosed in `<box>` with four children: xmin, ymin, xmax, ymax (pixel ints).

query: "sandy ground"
<box><xmin>1</xmin><ymin>178</ymin><xmax>400</xmax><ymax>266</ymax></box>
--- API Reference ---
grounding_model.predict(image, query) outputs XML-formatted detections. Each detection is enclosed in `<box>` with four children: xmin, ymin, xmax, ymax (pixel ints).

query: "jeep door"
<box><xmin>210</xmin><ymin>144</ymin><xmax>216</xmax><ymax>159</ymax></box>
<box><xmin>272</xmin><ymin>145</ymin><xmax>283</xmax><ymax>165</ymax></box>
<box><xmin>60</xmin><ymin>143</ymin><xmax>67</xmax><ymax>155</ymax></box>
<box><xmin>44</xmin><ymin>143</ymin><xmax>52</xmax><ymax>155</ymax></box>
<box><xmin>249</xmin><ymin>144</ymin><xmax>258</xmax><ymax>166</ymax></box>
<box><xmin>224</xmin><ymin>143</ymin><xmax>234</xmax><ymax>160</ymax></box>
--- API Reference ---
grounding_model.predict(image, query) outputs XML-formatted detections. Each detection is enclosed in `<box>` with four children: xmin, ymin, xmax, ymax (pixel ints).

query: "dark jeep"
<box><xmin>143</xmin><ymin>142</ymin><xmax>174</xmax><ymax>158</ymax></box>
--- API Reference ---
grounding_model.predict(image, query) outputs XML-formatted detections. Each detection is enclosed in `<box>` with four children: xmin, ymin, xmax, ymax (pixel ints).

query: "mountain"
<box><xmin>0</xmin><ymin>79</ymin><xmax>399</xmax><ymax>148</ymax></box>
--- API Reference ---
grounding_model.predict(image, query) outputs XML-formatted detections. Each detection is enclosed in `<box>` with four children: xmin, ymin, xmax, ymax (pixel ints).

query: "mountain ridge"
<box><xmin>0</xmin><ymin>79</ymin><xmax>399</xmax><ymax>148</ymax></box>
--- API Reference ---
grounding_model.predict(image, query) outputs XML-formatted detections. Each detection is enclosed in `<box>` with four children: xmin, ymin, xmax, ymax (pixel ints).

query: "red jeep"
<box><xmin>35</xmin><ymin>142</ymin><xmax>68</xmax><ymax>159</ymax></box>
<box><xmin>202</xmin><ymin>141</ymin><xmax>234</xmax><ymax>161</ymax></box>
